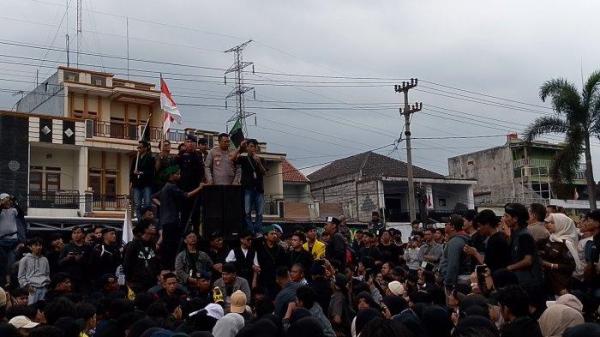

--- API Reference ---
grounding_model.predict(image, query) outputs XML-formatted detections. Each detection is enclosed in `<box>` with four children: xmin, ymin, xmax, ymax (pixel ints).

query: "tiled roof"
<box><xmin>282</xmin><ymin>159</ymin><xmax>310</xmax><ymax>183</ymax></box>
<box><xmin>307</xmin><ymin>151</ymin><xmax>444</xmax><ymax>182</ymax></box>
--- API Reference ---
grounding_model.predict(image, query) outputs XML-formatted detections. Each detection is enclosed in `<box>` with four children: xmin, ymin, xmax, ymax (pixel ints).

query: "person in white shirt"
<box><xmin>225</xmin><ymin>231</ymin><xmax>260</xmax><ymax>287</ymax></box>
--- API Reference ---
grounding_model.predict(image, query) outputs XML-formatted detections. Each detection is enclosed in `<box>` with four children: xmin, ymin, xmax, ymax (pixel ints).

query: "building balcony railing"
<box><xmin>29</xmin><ymin>190</ymin><xmax>80</xmax><ymax>209</ymax></box>
<box><xmin>91</xmin><ymin>194</ymin><xmax>129</xmax><ymax>211</ymax></box>
<box><xmin>86</xmin><ymin>120</ymin><xmax>187</xmax><ymax>143</ymax></box>
<box><xmin>514</xmin><ymin>158</ymin><xmax>552</xmax><ymax>169</ymax></box>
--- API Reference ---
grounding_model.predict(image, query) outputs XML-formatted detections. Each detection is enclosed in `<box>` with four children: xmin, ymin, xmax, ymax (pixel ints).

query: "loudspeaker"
<box><xmin>201</xmin><ymin>185</ymin><xmax>243</xmax><ymax>240</ymax></box>
<box><xmin>0</xmin><ymin>115</ymin><xmax>29</xmax><ymax>201</ymax></box>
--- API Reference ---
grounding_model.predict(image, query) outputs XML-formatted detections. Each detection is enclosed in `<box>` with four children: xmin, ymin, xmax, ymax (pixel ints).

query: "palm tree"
<box><xmin>524</xmin><ymin>71</ymin><xmax>600</xmax><ymax>209</ymax></box>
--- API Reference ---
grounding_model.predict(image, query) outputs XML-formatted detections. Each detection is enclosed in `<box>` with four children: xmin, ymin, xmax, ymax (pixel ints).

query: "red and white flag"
<box><xmin>160</xmin><ymin>77</ymin><xmax>182</xmax><ymax>135</ymax></box>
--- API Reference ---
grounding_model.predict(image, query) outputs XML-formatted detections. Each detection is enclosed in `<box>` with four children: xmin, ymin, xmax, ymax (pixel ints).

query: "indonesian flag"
<box><xmin>160</xmin><ymin>77</ymin><xmax>182</xmax><ymax>135</ymax></box>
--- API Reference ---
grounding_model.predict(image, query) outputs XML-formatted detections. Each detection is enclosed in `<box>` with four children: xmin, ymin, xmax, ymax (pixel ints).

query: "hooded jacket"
<box><xmin>17</xmin><ymin>253</ymin><xmax>50</xmax><ymax>288</ymax></box>
<box><xmin>439</xmin><ymin>233</ymin><xmax>471</xmax><ymax>287</ymax></box>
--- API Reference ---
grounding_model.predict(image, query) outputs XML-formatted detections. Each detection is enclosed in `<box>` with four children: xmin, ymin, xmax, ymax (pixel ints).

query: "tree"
<box><xmin>524</xmin><ymin>71</ymin><xmax>600</xmax><ymax>209</ymax></box>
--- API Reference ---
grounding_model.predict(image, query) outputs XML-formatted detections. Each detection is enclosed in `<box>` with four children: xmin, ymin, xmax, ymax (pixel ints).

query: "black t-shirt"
<box><xmin>176</xmin><ymin>152</ymin><xmax>204</xmax><ymax>192</ymax></box>
<box><xmin>326</xmin><ymin>233</ymin><xmax>347</xmax><ymax>268</ymax></box>
<box><xmin>378</xmin><ymin>243</ymin><xmax>402</xmax><ymax>264</ymax></box>
<box><xmin>359</xmin><ymin>246</ymin><xmax>382</xmax><ymax>262</ymax></box>
<box><xmin>471</xmin><ymin>231</ymin><xmax>487</xmax><ymax>253</ymax></box>
<box><xmin>511</xmin><ymin>228</ymin><xmax>536</xmax><ymax>263</ymax></box>
<box><xmin>288</xmin><ymin>249</ymin><xmax>314</xmax><ymax>273</ymax></box>
<box><xmin>484</xmin><ymin>231</ymin><xmax>511</xmax><ymax>272</ymax></box>
<box><xmin>510</xmin><ymin>227</ymin><xmax>542</xmax><ymax>286</ymax></box>
<box><xmin>156</xmin><ymin>182</ymin><xmax>186</xmax><ymax>227</ymax></box>
<box><xmin>235</xmin><ymin>155</ymin><xmax>265</xmax><ymax>192</ymax></box>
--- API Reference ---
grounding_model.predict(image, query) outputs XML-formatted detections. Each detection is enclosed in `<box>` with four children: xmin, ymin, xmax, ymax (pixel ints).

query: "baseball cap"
<box><xmin>0</xmin><ymin>193</ymin><xmax>10</xmax><ymax>201</ymax></box>
<box><xmin>230</xmin><ymin>290</ymin><xmax>247</xmax><ymax>314</ymax></box>
<box><xmin>9</xmin><ymin>315</ymin><xmax>39</xmax><ymax>329</ymax></box>
<box><xmin>388</xmin><ymin>281</ymin><xmax>405</xmax><ymax>296</ymax></box>
<box><xmin>272</xmin><ymin>224</ymin><xmax>283</xmax><ymax>233</ymax></box>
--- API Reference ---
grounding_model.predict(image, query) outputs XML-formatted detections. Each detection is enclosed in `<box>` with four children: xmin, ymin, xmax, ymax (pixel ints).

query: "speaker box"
<box><xmin>0</xmin><ymin>115</ymin><xmax>29</xmax><ymax>201</ymax></box>
<box><xmin>201</xmin><ymin>185</ymin><xmax>243</xmax><ymax>240</ymax></box>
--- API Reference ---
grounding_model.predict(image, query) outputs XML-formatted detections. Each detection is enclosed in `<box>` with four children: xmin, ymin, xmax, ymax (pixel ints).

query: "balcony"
<box><xmin>513</xmin><ymin>158</ymin><xmax>552</xmax><ymax>169</ymax></box>
<box><xmin>29</xmin><ymin>190</ymin><xmax>80</xmax><ymax>209</ymax></box>
<box><xmin>86</xmin><ymin>120</ymin><xmax>187</xmax><ymax>143</ymax></box>
<box><xmin>91</xmin><ymin>194</ymin><xmax>129</xmax><ymax>211</ymax></box>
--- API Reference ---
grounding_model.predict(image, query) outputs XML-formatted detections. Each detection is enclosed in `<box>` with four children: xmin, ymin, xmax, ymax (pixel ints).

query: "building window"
<box><xmin>30</xmin><ymin>172</ymin><xmax>43</xmax><ymax>194</ymax></box>
<box><xmin>89</xmin><ymin>170</ymin><xmax>101</xmax><ymax>195</ymax></box>
<box><xmin>46</xmin><ymin>173</ymin><xmax>60</xmax><ymax>194</ymax></box>
<box><xmin>91</xmin><ymin>76</ymin><xmax>106</xmax><ymax>87</ymax></box>
<box><xmin>64</xmin><ymin>71</ymin><xmax>79</xmax><ymax>82</ymax></box>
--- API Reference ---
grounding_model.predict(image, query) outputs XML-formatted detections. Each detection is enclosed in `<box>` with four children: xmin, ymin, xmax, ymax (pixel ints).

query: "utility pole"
<box><xmin>394</xmin><ymin>78</ymin><xmax>422</xmax><ymax>222</ymax></box>
<box><xmin>224</xmin><ymin>40</ymin><xmax>255</xmax><ymax>135</ymax></box>
<box><xmin>76</xmin><ymin>0</ymin><xmax>82</xmax><ymax>67</ymax></box>
<box><xmin>65</xmin><ymin>34</ymin><xmax>70</xmax><ymax>67</ymax></box>
<box><xmin>126</xmin><ymin>17</ymin><xmax>130</xmax><ymax>79</ymax></box>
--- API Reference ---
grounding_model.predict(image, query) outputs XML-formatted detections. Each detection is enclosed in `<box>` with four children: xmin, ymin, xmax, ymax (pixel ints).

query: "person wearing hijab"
<box><xmin>537</xmin><ymin>303</ymin><xmax>584</xmax><ymax>337</ymax></box>
<box><xmin>540</xmin><ymin>213</ymin><xmax>580</xmax><ymax>295</ymax></box>
<box><xmin>212</xmin><ymin>313</ymin><xmax>244</xmax><ymax>337</ymax></box>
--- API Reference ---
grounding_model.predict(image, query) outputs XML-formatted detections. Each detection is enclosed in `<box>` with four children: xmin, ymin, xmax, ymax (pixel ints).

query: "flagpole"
<box><xmin>159</xmin><ymin>73</ymin><xmax>167</xmax><ymax>141</ymax></box>
<box><xmin>135</xmin><ymin>112</ymin><xmax>152</xmax><ymax>172</ymax></box>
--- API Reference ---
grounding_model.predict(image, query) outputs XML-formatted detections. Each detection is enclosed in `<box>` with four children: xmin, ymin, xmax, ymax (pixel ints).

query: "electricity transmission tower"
<box><xmin>224</xmin><ymin>40</ymin><xmax>255</xmax><ymax>135</ymax></box>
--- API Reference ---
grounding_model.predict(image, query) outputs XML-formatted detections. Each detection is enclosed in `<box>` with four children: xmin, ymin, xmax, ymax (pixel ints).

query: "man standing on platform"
<box><xmin>205</xmin><ymin>133</ymin><xmax>240</xmax><ymax>185</ymax></box>
<box><xmin>130</xmin><ymin>140</ymin><xmax>155</xmax><ymax>220</ymax></box>
<box><xmin>175</xmin><ymin>134</ymin><xmax>204</xmax><ymax>234</ymax></box>
<box><xmin>232</xmin><ymin>139</ymin><xmax>266</xmax><ymax>235</ymax></box>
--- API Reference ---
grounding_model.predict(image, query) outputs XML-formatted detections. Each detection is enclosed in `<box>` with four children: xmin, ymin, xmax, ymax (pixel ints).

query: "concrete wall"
<box><xmin>283</xmin><ymin>183</ymin><xmax>311</xmax><ymax>203</ymax></box>
<box><xmin>431</xmin><ymin>184</ymin><xmax>470</xmax><ymax>212</ymax></box>
<box><xmin>30</xmin><ymin>146</ymin><xmax>78</xmax><ymax>190</ymax></box>
<box><xmin>264</xmin><ymin>161</ymin><xmax>284</xmax><ymax>200</ymax></box>
<box><xmin>448</xmin><ymin>145</ymin><xmax>515</xmax><ymax>199</ymax></box>
<box><xmin>16</xmin><ymin>73</ymin><xmax>64</xmax><ymax>116</ymax></box>
<box><xmin>311</xmin><ymin>173</ymin><xmax>379</xmax><ymax>222</ymax></box>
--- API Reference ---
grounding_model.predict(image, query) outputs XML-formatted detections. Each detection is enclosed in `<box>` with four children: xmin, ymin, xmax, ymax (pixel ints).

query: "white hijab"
<box><xmin>546</xmin><ymin>213</ymin><xmax>578</xmax><ymax>243</ymax></box>
<box><xmin>212</xmin><ymin>313</ymin><xmax>245</xmax><ymax>337</ymax></box>
<box><xmin>545</xmin><ymin>213</ymin><xmax>582</xmax><ymax>271</ymax></box>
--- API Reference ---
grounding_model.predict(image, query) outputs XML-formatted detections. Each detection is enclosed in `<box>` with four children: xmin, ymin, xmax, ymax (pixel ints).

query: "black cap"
<box><xmin>185</xmin><ymin>133</ymin><xmax>197</xmax><ymax>142</ymax></box>
<box><xmin>197</xmin><ymin>137</ymin><xmax>207</xmax><ymax>145</ymax></box>
<box><xmin>326</xmin><ymin>216</ymin><xmax>340</xmax><ymax>225</ymax></box>
<box><xmin>209</xmin><ymin>231</ymin><xmax>223</xmax><ymax>240</ymax></box>
<box><xmin>100</xmin><ymin>273</ymin><xmax>117</xmax><ymax>285</ymax></box>
<box><xmin>101</xmin><ymin>227</ymin><xmax>116</xmax><ymax>235</ymax></box>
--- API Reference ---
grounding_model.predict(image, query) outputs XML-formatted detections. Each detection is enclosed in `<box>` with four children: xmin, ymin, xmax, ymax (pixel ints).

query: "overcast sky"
<box><xmin>2</xmin><ymin>0</ymin><xmax>600</xmax><ymax>180</ymax></box>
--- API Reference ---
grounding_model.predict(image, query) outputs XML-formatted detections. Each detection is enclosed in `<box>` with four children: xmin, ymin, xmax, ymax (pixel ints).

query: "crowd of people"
<box><xmin>0</xmin><ymin>133</ymin><xmax>600</xmax><ymax>337</ymax></box>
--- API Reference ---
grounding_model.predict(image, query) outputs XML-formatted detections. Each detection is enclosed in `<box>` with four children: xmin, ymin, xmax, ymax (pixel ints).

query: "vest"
<box><xmin>233</xmin><ymin>247</ymin><xmax>255</xmax><ymax>282</ymax></box>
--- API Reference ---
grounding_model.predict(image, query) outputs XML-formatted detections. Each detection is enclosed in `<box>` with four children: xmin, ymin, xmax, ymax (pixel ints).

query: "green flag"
<box><xmin>229</xmin><ymin>118</ymin><xmax>244</xmax><ymax>147</ymax></box>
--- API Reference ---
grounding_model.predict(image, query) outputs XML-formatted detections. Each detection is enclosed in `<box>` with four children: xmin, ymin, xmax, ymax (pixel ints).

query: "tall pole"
<box><xmin>224</xmin><ymin>40</ymin><xmax>255</xmax><ymax>135</ymax></box>
<box><xmin>126</xmin><ymin>17</ymin><xmax>130</xmax><ymax>80</ymax></box>
<box><xmin>395</xmin><ymin>79</ymin><xmax>422</xmax><ymax>222</ymax></box>
<box><xmin>76</xmin><ymin>0</ymin><xmax>82</xmax><ymax>67</ymax></box>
